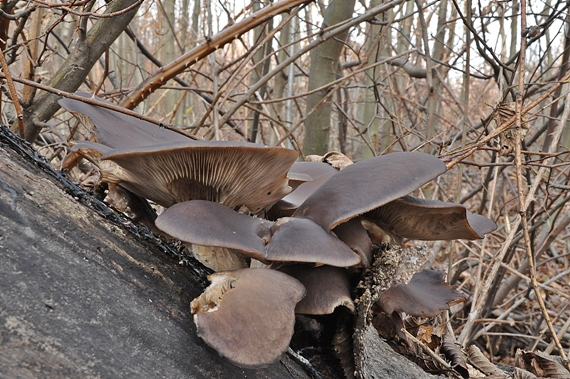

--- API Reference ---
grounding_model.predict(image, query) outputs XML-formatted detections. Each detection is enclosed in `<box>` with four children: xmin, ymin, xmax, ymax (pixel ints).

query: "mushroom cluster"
<box><xmin>61</xmin><ymin>94</ymin><xmax>496</xmax><ymax>369</ymax></box>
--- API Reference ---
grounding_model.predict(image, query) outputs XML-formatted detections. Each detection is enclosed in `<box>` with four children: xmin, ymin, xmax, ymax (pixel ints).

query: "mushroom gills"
<box><xmin>102</xmin><ymin>141</ymin><xmax>297</xmax><ymax>211</ymax></box>
<box><xmin>364</xmin><ymin>195</ymin><xmax>497</xmax><ymax>241</ymax></box>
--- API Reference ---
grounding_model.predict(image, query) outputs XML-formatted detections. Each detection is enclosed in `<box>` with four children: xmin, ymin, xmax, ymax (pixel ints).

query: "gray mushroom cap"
<box><xmin>365</xmin><ymin>195</ymin><xmax>497</xmax><ymax>241</ymax></box>
<box><xmin>59</xmin><ymin>92</ymin><xmax>189</xmax><ymax>149</ymax></box>
<box><xmin>101</xmin><ymin>140</ymin><xmax>298</xmax><ymax>211</ymax></box>
<box><xmin>191</xmin><ymin>268</ymin><xmax>305</xmax><ymax>368</ymax></box>
<box><xmin>155</xmin><ymin>200</ymin><xmax>271</xmax><ymax>262</ymax></box>
<box><xmin>332</xmin><ymin>217</ymin><xmax>373</xmax><ymax>267</ymax></box>
<box><xmin>293</xmin><ymin>152</ymin><xmax>447</xmax><ymax>231</ymax></box>
<box><xmin>377</xmin><ymin>270</ymin><xmax>466</xmax><ymax>318</ymax></box>
<box><xmin>267</xmin><ymin>217</ymin><xmax>361</xmax><ymax>267</ymax></box>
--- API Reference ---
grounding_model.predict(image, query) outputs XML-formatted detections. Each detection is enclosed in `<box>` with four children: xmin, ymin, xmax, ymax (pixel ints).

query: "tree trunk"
<box><xmin>303</xmin><ymin>0</ymin><xmax>356</xmax><ymax>156</ymax></box>
<box><xmin>158</xmin><ymin>0</ymin><xmax>181</xmax><ymax>125</ymax></box>
<box><xmin>360</xmin><ymin>0</ymin><xmax>392</xmax><ymax>158</ymax></box>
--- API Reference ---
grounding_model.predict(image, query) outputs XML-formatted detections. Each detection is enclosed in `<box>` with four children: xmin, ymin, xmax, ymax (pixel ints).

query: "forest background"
<box><xmin>1</xmin><ymin>0</ymin><xmax>570</xmax><ymax>370</ymax></box>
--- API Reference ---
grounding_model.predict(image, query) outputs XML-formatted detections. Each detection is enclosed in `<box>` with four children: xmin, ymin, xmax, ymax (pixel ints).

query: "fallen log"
<box><xmin>0</xmin><ymin>128</ymin><xmax>313</xmax><ymax>379</ymax></box>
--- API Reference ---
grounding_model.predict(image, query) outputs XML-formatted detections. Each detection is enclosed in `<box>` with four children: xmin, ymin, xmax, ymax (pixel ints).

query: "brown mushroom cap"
<box><xmin>155</xmin><ymin>200</ymin><xmax>271</xmax><ymax>262</ymax></box>
<box><xmin>100</xmin><ymin>140</ymin><xmax>298</xmax><ymax>211</ymax></box>
<box><xmin>377</xmin><ymin>270</ymin><xmax>466</xmax><ymax>318</ymax></box>
<box><xmin>266</xmin><ymin>217</ymin><xmax>361</xmax><ymax>267</ymax></box>
<box><xmin>365</xmin><ymin>195</ymin><xmax>497</xmax><ymax>241</ymax></box>
<box><xmin>59</xmin><ymin>92</ymin><xmax>189</xmax><ymax>149</ymax></box>
<box><xmin>191</xmin><ymin>268</ymin><xmax>305</xmax><ymax>368</ymax></box>
<box><xmin>293</xmin><ymin>152</ymin><xmax>447</xmax><ymax>231</ymax></box>
<box><xmin>280</xmin><ymin>265</ymin><xmax>354</xmax><ymax>315</ymax></box>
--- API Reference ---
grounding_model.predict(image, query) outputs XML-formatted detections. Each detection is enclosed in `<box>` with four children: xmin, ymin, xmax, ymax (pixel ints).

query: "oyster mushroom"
<box><xmin>364</xmin><ymin>195</ymin><xmax>497</xmax><ymax>241</ymax></box>
<box><xmin>268</xmin><ymin>161</ymin><xmax>337</xmax><ymax>219</ymax></box>
<box><xmin>155</xmin><ymin>200</ymin><xmax>271</xmax><ymax>264</ymax></box>
<box><xmin>376</xmin><ymin>269</ymin><xmax>466</xmax><ymax>318</ymax></box>
<box><xmin>155</xmin><ymin>200</ymin><xmax>361</xmax><ymax>268</ymax></box>
<box><xmin>100</xmin><ymin>140</ymin><xmax>297</xmax><ymax>211</ymax></box>
<box><xmin>266</xmin><ymin>217</ymin><xmax>361</xmax><ymax>267</ymax></box>
<box><xmin>61</xmin><ymin>94</ymin><xmax>299</xmax><ymax>213</ymax></box>
<box><xmin>59</xmin><ymin>92</ymin><xmax>190</xmax><ymax>149</ymax></box>
<box><xmin>191</xmin><ymin>268</ymin><xmax>305</xmax><ymax>368</ymax></box>
<box><xmin>332</xmin><ymin>217</ymin><xmax>373</xmax><ymax>267</ymax></box>
<box><xmin>293</xmin><ymin>152</ymin><xmax>447</xmax><ymax>231</ymax></box>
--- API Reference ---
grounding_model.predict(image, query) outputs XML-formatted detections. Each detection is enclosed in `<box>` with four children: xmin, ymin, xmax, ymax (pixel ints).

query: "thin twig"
<box><xmin>0</xmin><ymin>48</ymin><xmax>24</xmax><ymax>138</ymax></box>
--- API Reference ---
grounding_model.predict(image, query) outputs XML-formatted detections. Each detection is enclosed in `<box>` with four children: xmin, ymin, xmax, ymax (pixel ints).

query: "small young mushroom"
<box><xmin>293</xmin><ymin>152</ymin><xmax>447</xmax><ymax>231</ymax></box>
<box><xmin>282</xmin><ymin>162</ymin><xmax>338</xmax><ymax>207</ymax></box>
<box><xmin>100</xmin><ymin>140</ymin><xmax>298</xmax><ymax>211</ymax></box>
<box><xmin>268</xmin><ymin>161</ymin><xmax>337</xmax><ymax>219</ymax></box>
<box><xmin>364</xmin><ymin>195</ymin><xmax>497</xmax><ymax>241</ymax></box>
<box><xmin>191</xmin><ymin>268</ymin><xmax>305</xmax><ymax>368</ymax></box>
<box><xmin>280</xmin><ymin>265</ymin><xmax>354</xmax><ymax>315</ymax></box>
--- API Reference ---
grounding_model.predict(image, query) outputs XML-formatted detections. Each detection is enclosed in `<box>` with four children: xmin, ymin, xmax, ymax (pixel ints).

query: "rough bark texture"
<box><xmin>353</xmin><ymin>244</ymin><xmax>447</xmax><ymax>379</ymax></box>
<box><xmin>0</xmin><ymin>128</ymin><xmax>311</xmax><ymax>379</ymax></box>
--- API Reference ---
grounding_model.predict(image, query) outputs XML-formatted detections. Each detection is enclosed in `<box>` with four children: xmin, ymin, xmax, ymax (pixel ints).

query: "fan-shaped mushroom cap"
<box><xmin>155</xmin><ymin>200</ymin><xmax>271</xmax><ymax>263</ymax></box>
<box><xmin>100</xmin><ymin>140</ymin><xmax>298</xmax><ymax>211</ymax></box>
<box><xmin>365</xmin><ymin>195</ymin><xmax>497</xmax><ymax>241</ymax></box>
<box><xmin>333</xmin><ymin>217</ymin><xmax>373</xmax><ymax>267</ymax></box>
<box><xmin>191</xmin><ymin>268</ymin><xmax>305</xmax><ymax>368</ymax></box>
<box><xmin>280</xmin><ymin>265</ymin><xmax>354</xmax><ymax>315</ymax></box>
<box><xmin>377</xmin><ymin>270</ymin><xmax>466</xmax><ymax>318</ymax></box>
<box><xmin>293</xmin><ymin>152</ymin><xmax>447</xmax><ymax>231</ymax></box>
<box><xmin>267</xmin><ymin>217</ymin><xmax>361</xmax><ymax>267</ymax></box>
<box><xmin>59</xmin><ymin>92</ymin><xmax>189</xmax><ymax>149</ymax></box>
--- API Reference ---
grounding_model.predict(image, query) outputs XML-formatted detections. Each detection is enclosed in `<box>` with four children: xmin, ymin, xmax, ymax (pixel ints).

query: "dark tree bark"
<box><xmin>0</xmin><ymin>128</ymin><xmax>313</xmax><ymax>379</ymax></box>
